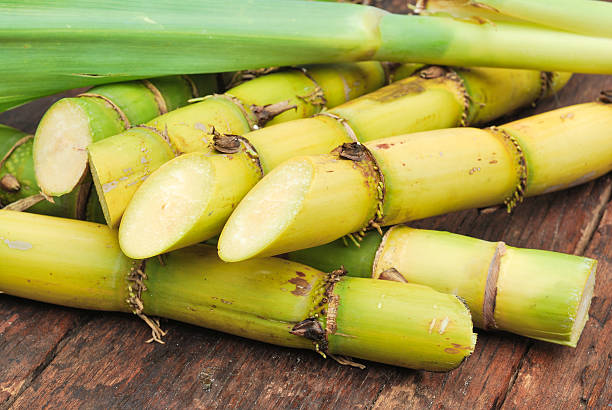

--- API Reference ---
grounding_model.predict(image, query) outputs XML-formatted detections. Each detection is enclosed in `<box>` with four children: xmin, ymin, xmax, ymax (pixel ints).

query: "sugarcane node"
<box><xmin>141</xmin><ymin>79</ymin><xmax>169</xmax><ymax>114</ymax></box>
<box><xmin>125</xmin><ymin>260</ymin><xmax>167</xmax><ymax>344</ymax></box>
<box><xmin>379</xmin><ymin>267</ymin><xmax>408</xmax><ymax>283</ymax></box>
<box><xmin>136</xmin><ymin>124</ymin><xmax>174</xmax><ymax>153</ymax></box>
<box><xmin>250</xmin><ymin>100</ymin><xmax>297</xmax><ymax>127</ymax></box>
<box><xmin>296</xmin><ymin>67</ymin><xmax>328</xmax><ymax>108</ymax></box>
<box><xmin>483</xmin><ymin>242</ymin><xmax>506</xmax><ymax>330</ymax></box>
<box><xmin>537</xmin><ymin>72</ymin><xmax>555</xmax><ymax>103</ymax></box>
<box><xmin>0</xmin><ymin>174</ymin><xmax>20</xmax><ymax>192</ymax></box>
<box><xmin>316</xmin><ymin>112</ymin><xmax>359</xmax><ymax>142</ymax></box>
<box><xmin>489</xmin><ymin>126</ymin><xmax>528</xmax><ymax>212</ymax></box>
<box><xmin>220</xmin><ymin>94</ymin><xmax>259</xmax><ymax>130</ymax></box>
<box><xmin>442</xmin><ymin>68</ymin><xmax>472</xmax><ymax>126</ymax></box>
<box><xmin>337</xmin><ymin>142</ymin><xmax>367</xmax><ymax>161</ymax></box>
<box><xmin>290</xmin><ymin>318</ymin><xmax>325</xmax><ymax>341</ymax></box>
<box><xmin>226</xmin><ymin>66</ymin><xmax>284</xmax><ymax>88</ymax></box>
<box><xmin>181</xmin><ymin>75</ymin><xmax>200</xmax><ymax>99</ymax></box>
<box><xmin>78</xmin><ymin>92</ymin><xmax>131</xmax><ymax>128</ymax></box>
<box><xmin>212</xmin><ymin>132</ymin><xmax>242</xmax><ymax>154</ymax></box>
<box><xmin>598</xmin><ymin>90</ymin><xmax>612</xmax><ymax>104</ymax></box>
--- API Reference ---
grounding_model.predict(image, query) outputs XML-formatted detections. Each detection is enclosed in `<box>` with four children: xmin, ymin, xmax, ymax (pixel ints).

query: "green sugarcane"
<box><xmin>287</xmin><ymin>226</ymin><xmax>596</xmax><ymax>347</ymax></box>
<box><xmin>1</xmin><ymin>0</ymin><xmax>612</xmax><ymax>112</ymax></box>
<box><xmin>118</xmin><ymin>66</ymin><xmax>570</xmax><ymax>259</ymax></box>
<box><xmin>33</xmin><ymin>74</ymin><xmax>219</xmax><ymax>197</ymax></box>
<box><xmin>89</xmin><ymin>62</ymin><xmax>393</xmax><ymax>227</ymax></box>
<box><xmin>0</xmin><ymin>210</ymin><xmax>476</xmax><ymax>371</ymax></box>
<box><xmin>0</xmin><ymin>125</ymin><xmax>89</xmax><ymax>218</ymax></box>
<box><xmin>218</xmin><ymin>99</ymin><xmax>612</xmax><ymax>261</ymax></box>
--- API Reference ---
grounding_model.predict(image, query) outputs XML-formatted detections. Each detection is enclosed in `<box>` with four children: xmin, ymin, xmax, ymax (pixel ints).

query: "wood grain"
<box><xmin>0</xmin><ymin>297</ymin><xmax>85</xmax><ymax>409</ymax></box>
<box><xmin>1</xmin><ymin>3</ymin><xmax>611</xmax><ymax>407</ymax></box>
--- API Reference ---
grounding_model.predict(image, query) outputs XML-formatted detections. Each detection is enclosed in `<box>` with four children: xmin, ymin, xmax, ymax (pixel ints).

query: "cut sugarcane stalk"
<box><xmin>218</xmin><ymin>100</ymin><xmax>612</xmax><ymax>261</ymax></box>
<box><xmin>0</xmin><ymin>210</ymin><xmax>476</xmax><ymax>371</ymax></box>
<box><xmin>287</xmin><ymin>226</ymin><xmax>596</xmax><ymax>347</ymax></box>
<box><xmin>2</xmin><ymin>0</ymin><xmax>612</xmax><ymax>112</ymax></box>
<box><xmin>33</xmin><ymin>74</ymin><xmax>218</xmax><ymax>197</ymax></box>
<box><xmin>90</xmin><ymin>62</ymin><xmax>388</xmax><ymax>227</ymax></box>
<box><xmin>422</xmin><ymin>0</ymin><xmax>612</xmax><ymax>39</ymax></box>
<box><xmin>119</xmin><ymin>65</ymin><xmax>570</xmax><ymax>259</ymax></box>
<box><xmin>0</xmin><ymin>125</ymin><xmax>88</xmax><ymax>218</ymax></box>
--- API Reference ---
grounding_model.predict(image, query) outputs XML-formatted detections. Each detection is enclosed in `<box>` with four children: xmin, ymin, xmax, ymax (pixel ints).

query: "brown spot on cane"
<box><xmin>451</xmin><ymin>343</ymin><xmax>473</xmax><ymax>350</ymax></box>
<box><xmin>419</xmin><ymin>65</ymin><xmax>446</xmax><ymax>79</ymax></box>
<box><xmin>288</xmin><ymin>277</ymin><xmax>311</xmax><ymax>296</ymax></box>
<box><xmin>598</xmin><ymin>90</ymin><xmax>612</xmax><ymax>104</ymax></box>
<box><xmin>0</xmin><ymin>174</ymin><xmax>20</xmax><ymax>192</ymax></box>
<box><xmin>445</xmin><ymin>347</ymin><xmax>461</xmax><ymax>354</ymax></box>
<box><xmin>369</xmin><ymin>79</ymin><xmax>426</xmax><ymax>103</ymax></box>
<box><xmin>375</xmin><ymin>143</ymin><xmax>391</xmax><ymax>150</ymax></box>
<box><xmin>296</xmin><ymin>271</ymin><xmax>305</xmax><ymax>277</ymax></box>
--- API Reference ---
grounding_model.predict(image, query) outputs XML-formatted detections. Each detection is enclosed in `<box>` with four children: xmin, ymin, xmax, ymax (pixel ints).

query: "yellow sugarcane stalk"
<box><xmin>287</xmin><ymin>226</ymin><xmax>596</xmax><ymax>346</ymax></box>
<box><xmin>119</xmin><ymin>66</ymin><xmax>569</xmax><ymax>259</ymax></box>
<box><xmin>89</xmin><ymin>62</ymin><xmax>389</xmax><ymax>227</ymax></box>
<box><xmin>34</xmin><ymin>74</ymin><xmax>219</xmax><ymax>197</ymax></box>
<box><xmin>0</xmin><ymin>210</ymin><xmax>475</xmax><ymax>371</ymax></box>
<box><xmin>218</xmin><ymin>99</ymin><xmax>612</xmax><ymax>261</ymax></box>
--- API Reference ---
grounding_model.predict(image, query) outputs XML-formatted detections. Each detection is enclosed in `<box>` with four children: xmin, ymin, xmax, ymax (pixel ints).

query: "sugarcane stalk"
<box><xmin>33</xmin><ymin>74</ymin><xmax>219</xmax><ymax>197</ymax></box>
<box><xmin>0</xmin><ymin>210</ymin><xmax>476</xmax><ymax>371</ymax></box>
<box><xmin>287</xmin><ymin>226</ymin><xmax>596</xmax><ymax>347</ymax></box>
<box><xmin>421</xmin><ymin>0</ymin><xmax>612</xmax><ymax>39</ymax></box>
<box><xmin>118</xmin><ymin>65</ymin><xmax>570</xmax><ymax>259</ymax></box>
<box><xmin>218</xmin><ymin>99</ymin><xmax>612</xmax><ymax>261</ymax></box>
<box><xmin>90</xmin><ymin>62</ymin><xmax>389</xmax><ymax>227</ymax></box>
<box><xmin>2</xmin><ymin>0</ymin><xmax>612</xmax><ymax>112</ymax></box>
<box><xmin>0</xmin><ymin>125</ymin><xmax>89</xmax><ymax>218</ymax></box>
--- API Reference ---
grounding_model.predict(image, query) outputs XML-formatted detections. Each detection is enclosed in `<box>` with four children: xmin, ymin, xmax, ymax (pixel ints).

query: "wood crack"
<box><xmin>0</xmin><ymin>314</ymin><xmax>93</xmax><ymax>410</ymax></box>
<box><xmin>494</xmin><ymin>341</ymin><xmax>533</xmax><ymax>409</ymax></box>
<box><xmin>574</xmin><ymin>177</ymin><xmax>612</xmax><ymax>256</ymax></box>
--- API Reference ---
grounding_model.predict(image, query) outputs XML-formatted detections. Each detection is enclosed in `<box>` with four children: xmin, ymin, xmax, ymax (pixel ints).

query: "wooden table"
<box><xmin>1</xmin><ymin>6</ymin><xmax>611</xmax><ymax>409</ymax></box>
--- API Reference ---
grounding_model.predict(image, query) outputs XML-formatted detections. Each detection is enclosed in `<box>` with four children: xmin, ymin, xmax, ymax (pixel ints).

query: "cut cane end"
<box><xmin>218</xmin><ymin>158</ymin><xmax>313</xmax><ymax>262</ymax></box>
<box><xmin>567</xmin><ymin>260</ymin><xmax>597</xmax><ymax>347</ymax></box>
<box><xmin>34</xmin><ymin>99</ymin><xmax>92</xmax><ymax>196</ymax></box>
<box><xmin>119</xmin><ymin>153</ymin><xmax>214</xmax><ymax>259</ymax></box>
<box><xmin>88</xmin><ymin>154</ymin><xmax>114</xmax><ymax>227</ymax></box>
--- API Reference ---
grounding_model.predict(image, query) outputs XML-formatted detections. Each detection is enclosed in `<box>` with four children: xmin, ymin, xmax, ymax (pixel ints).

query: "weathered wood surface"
<box><xmin>1</xmin><ymin>5</ymin><xmax>612</xmax><ymax>409</ymax></box>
